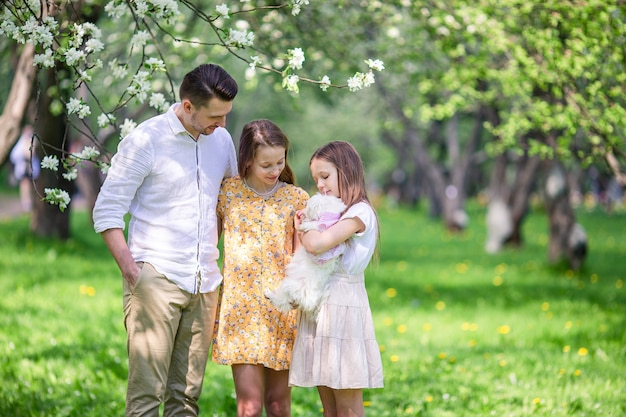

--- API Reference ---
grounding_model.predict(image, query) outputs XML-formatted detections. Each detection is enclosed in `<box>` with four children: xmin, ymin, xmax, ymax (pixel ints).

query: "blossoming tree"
<box><xmin>0</xmin><ymin>0</ymin><xmax>383</xmax><ymax>237</ymax></box>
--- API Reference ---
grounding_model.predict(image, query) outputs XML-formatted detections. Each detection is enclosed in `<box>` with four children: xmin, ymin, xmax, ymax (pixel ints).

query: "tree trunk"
<box><xmin>543</xmin><ymin>159</ymin><xmax>586</xmax><ymax>270</ymax></box>
<box><xmin>31</xmin><ymin>67</ymin><xmax>71</xmax><ymax>239</ymax></box>
<box><xmin>0</xmin><ymin>44</ymin><xmax>36</xmax><ymax>162</ymax></box>
<box><xmin>485</xmin><ymin>126</ymin><xmax>540</xmax><ymax>253</ymax></box>
<box><xmin>505</xmin><ymin>153</ymin><xmax>541</xmax><ymax>246</ymax></box>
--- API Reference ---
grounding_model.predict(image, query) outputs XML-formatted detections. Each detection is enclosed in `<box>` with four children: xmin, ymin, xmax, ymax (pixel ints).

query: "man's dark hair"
<box><xmin>179</xmin><ymin>64</ymin><xmax>238</xmax><ymax>107</ymax></box>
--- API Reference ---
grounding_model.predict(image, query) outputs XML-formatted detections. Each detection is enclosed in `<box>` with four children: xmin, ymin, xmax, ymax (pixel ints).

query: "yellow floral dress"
<box><xmin>212</xmin><ymin>176</ymin><xmax>309</xmax><ymax>370</ymax></box>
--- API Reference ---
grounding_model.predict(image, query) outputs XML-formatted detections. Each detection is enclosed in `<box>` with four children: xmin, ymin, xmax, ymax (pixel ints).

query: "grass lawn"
<box><xmin>0</xmin><ymin>200</ymin><xmax>624</xmax><ymax>416</ymax></box>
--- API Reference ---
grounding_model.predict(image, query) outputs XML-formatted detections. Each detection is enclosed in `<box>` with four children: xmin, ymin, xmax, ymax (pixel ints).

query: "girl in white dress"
<box><xmin>289</xmin><ymin>141</ymin><xmax>384</xmax><ymax>417</ymax></box>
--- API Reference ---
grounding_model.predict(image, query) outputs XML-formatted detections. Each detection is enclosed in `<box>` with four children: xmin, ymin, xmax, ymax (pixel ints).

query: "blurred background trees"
<box><xmin>1</xmin><ymin>0</ymin><xmax>625</xmax><ymax>271</ymax></box>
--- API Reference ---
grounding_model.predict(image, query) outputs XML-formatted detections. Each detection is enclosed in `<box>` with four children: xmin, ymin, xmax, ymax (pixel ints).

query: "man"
<box><xmin>93</xmin><ymin>63</ymin><xmax>238</xmax><ymax>416</ymax></box>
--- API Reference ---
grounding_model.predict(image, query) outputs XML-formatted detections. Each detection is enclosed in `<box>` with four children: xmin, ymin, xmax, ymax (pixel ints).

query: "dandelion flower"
<box><xmin>390</xmin><ymin>355</ymin><xmax>399</xmax><ymax>362</ymax></box>
<box><xmin>396</xmin><ymin>261</ymin><xmax>408</xmax><ymax>271</ymax></box>
<box><xmin>435</xmin><ymin>301</ymin><xmax>446</xmax><ymax>311</ymax></box>
<box><xmin>495</xmin><ymin>263</ymin><xmax>507</xmax><ymax>274</ymax></box>
<box><xmin>563</xmin><ymin>345</ymin><xmax>571</xmax><ymax>353</ymax></box>
<box><xmin>577</xmin><ymin>347</ymin><xmax>588</xmax><ymax>356</ymax></box>
<box><xmin>497</xmin><ymin>325</ymin><xmax>511</xmax><ymax>335</ymax></box>
<box><xmin>397</xmin><ymin>324</ymin><xmax>407</xmax><ymax>334</ymax></box>
<box><xmin>493</xmin><ymin>276</ymin><xmax>503</xmax><ymax>286</ymax></box>
<box><xmin>541</xmin><ymin>302</ymin><xmax>550</xmax><ymax>311</ymax></box>
<box><xmin>386</xmin><ymin>288</ymin><xmax>397</xmax><ymax>298</ymax></box>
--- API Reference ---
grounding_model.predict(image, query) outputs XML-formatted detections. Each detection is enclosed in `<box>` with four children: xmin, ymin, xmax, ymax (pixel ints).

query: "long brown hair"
<box><xmin>310</xmin><ymin>141</ymin><xmax>370</xmax><ymax>209</ymax></box>
<box><xmin>310</xmin><ymin>141</ymin><xmax>380</xmax><ymax>259</ymax></box>
<box><xmin>237</xmin><ymin>119</ymin><xmax>296</xmax><ymax>184</ymax></box>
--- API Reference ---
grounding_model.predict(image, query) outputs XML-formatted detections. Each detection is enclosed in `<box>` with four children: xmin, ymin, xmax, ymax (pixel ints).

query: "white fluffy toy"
<box><xmin>265</xmin><ymin>193</ymin><xmax>347</xmax><ymax>320</ymax></box>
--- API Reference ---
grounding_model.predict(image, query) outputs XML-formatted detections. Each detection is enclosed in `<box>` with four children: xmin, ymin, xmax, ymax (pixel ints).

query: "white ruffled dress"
<box><xmin>288</xmin><ymin>202</ymin><xmax>384</xmax><ymax>389</ymax></box>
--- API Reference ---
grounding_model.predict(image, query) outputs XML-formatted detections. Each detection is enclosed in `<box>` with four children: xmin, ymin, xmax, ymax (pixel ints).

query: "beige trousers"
<box><xmin>122</xmin><ymin>262</ymin><xmax>218</xmax><ymax>417</ymax></box>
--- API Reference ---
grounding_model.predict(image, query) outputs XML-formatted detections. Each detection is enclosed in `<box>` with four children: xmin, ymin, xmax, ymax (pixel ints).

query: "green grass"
<box><xmin>0</xmin><ymin>201</ymin><xmax>624</xmax><ymax>416</ymax></box>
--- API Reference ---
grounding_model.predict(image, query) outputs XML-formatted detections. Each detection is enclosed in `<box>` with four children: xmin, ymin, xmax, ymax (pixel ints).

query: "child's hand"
<box><xmin>294</xmin><ymin>210</ymin><xmax>305</xmax><ymax>229</ymax></box>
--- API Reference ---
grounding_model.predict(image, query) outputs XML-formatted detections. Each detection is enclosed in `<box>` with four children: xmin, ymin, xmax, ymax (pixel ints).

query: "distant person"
<box><xmin>211</xmin><ymin>119</ymin><xmax>309</xmax><ymax>417</ymax></box>
<box><xmin>9</xmin><ymin>125</ymin><xmax>39</xmax><ymax>211</ymax></box>
<box><xmin>92</xmin><ymin>63</ymin><xmax>238</xmax><ymax>417</ymax></box>
<box><xmin>289</xmin><ymin>141</ymin><xmax>384</xmax><ymax>417</ymax></box>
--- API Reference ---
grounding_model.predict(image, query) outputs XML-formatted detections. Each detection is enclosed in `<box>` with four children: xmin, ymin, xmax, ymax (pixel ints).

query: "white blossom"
<box><xmin>249</xmin><ymin>56</ymin><xmax>262</xmax><ymax>70</ymax></box>
<box><xmin>109</xmin><ymin>59</ymin><xmax>128</xmax><ymax>79</ymax></box>
<box><xmin>62</xmin><ymin>168</ymin><xmax>78</xmax><ymax>181</ymax></box>
<box><xmin>436</xmin><ymin>26</ymin><xmax>450</xmax><ymax>37</ymax></box>
<box><xmin>291</xmin><ymin>0</ymin><xmax>310</xmax><ymax>16</ymax></box>
<box><xmin>319</xmin><ymin>75</ymin><xmax>331</xmax><ymax>92</ymax></box>
<box><xmin>144</xmin><ymin>57</ymin><xmax>166</xmax><ymax>71</ymax></box>
<box><xmin>365</xmin><ymin>59</ymin><xmax>385</xmax><ymax>72</ymax></box>
<box><xmin>363</xmin><ymin>71</ymin><xmax>375</xmax><ymax>87</ymax></box>
<box><xmin>282</xmin><ymin>74</ymin><xmax>300</xmax><ymax>93</ymax></box>
<box><xmin>0</xmin><ymin>11</ymin><xmax>15</xmax><ymax>36</ymax></box>
<box><xmin>135</xmin><ymin>0</ymin><xmax>149</xmax><ymax>18</ymax></box>
<box><xmin>41</xmin><ymin>155</ymin><xmax>60</xmax><ymax>171</ymax></box>
<box><xmin>73</xmin><ymin>146</ymin><xmax>100</xmax><ymax>160</ymax></box>
<box><xmin>33</xmin><ymin>50</ymin><xmax>55</xmax><ymax>68</ymax></box>
<box><xmin>127</xmin><ymin>70</ymin><xmax>151</xmax><ymax>103</ymax></box>
<box><xmin>104</xmin><ymin>1</ymin><xmax>128</xmax><ymax>19</ymax></box>
<box><xmin>85</xmin><ymin>38</ymin><xmax>104</xmax><ymax>53</ymax></box>
<box><xmin>98</xmin><ymin>161</ymin><xmax>110</xmax><ymax>175</ymax></box>
<box><xmin>43</xmin><ymin>188</ymin><xmax>71</xmax><ymax>211</ymax></box>
<box><xmin>120</xmin><ymin>118</ymin><xmax>137</xmax><ymax>139</ymax></box>
<box><xmin>149</xmin><ymin>0</ymin><xmax>180</xmax><ymax>24</ymax></box>
<box><xmin>227</xmin><ymin>28</ymin><xmax>254</xmax><ymax>48</ymax></box>
<box><xmin>25</xmin><ymin>17</ymin><xmax>56</xmax><ymax>48</ymax></box>
<box><xmin>97</xmin><ymin>113</ymin><xmax>116</xmax><ymax>128</ymax></box>
<box><xmin>149</xmin><ymin>93</ymin><xmax>169</xmax><ymax>112</ymax></box>
<box><xmin>77</xmin><ymin>69</ymin><xmax>92</xmax><ymax>83</ymax></box>
<box><xmin>64</xmin><ymin>48</ymin><xmax>86</xmax><ymax>66</ymax></box>
<box><xmin>69</xmin><ymin>22</ymin><xmax>102</xmax><ymax>49</ymax></box>
<box><xmin>216</xmin><ymin>4</ymin><xmax>230</xmax><ymax>18</ymax></box>
<box><xmin>347</xmin><ymin>73</ymin><xmax>365</xmax><ymax>92</ymax></box>
<box><xmin>288</xmin><ymin>48</ymin><xmax>305</xmax><ymax>70</ymax></box>
<box><xmin>347</xmin><ymin>70</ymin><xmax>376</xmax><ymax>92</ymax></box>
<box><xmin>19</xmin><ymin>16</ymin><xmax>38</xmax><ymax>37</ymax></box>
<box><xmin>66</xmin><ymin>98</ymin><xmax>91</xmax><ymax>119</ymax></box>
<box><xmin>131</xmin><ymin>30</ymin><xmax>151</xmax><ymax>49</ymax></box>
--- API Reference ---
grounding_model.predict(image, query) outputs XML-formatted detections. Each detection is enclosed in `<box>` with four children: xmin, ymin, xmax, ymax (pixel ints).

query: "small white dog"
<box><xmin>265</xmin><ymin>193</ymin><xmax>347</xmax><ymax>320</ymax></box>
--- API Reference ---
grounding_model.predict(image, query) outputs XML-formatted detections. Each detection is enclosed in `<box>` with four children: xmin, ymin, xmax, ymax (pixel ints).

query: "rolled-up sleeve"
<box><xmin>93</xmin><ymin>130</ymin><xmax>153</xmax><ymax>233</ymax></box>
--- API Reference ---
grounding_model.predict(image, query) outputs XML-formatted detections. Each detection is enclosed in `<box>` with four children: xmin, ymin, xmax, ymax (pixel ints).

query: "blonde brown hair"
<box><xmin>310</xmin><ymin>141</ymin><xmax>370</xmax><ymax>209</ymax></box>
<box><xmin>237</xmin><ymin>119</ymin><xmax>295</xmax><ymax>184</ymax></box>
<box><xmin>310</xmin><ymin>141</ymin><xmax>380</xmax><ymax>260</ymax></box>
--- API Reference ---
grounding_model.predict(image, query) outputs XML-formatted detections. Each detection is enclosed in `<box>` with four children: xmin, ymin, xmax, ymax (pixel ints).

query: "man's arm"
<box><xmin>101</xmin><ymin>228</ymin><xmax>141</xmax><ymax>286</ymax></box>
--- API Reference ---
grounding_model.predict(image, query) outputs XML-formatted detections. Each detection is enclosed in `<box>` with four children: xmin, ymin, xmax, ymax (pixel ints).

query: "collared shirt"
<box><xmin>93</xmin><ymin>104</ymin><xmax>237</xmax><ymax>293</ymax></box>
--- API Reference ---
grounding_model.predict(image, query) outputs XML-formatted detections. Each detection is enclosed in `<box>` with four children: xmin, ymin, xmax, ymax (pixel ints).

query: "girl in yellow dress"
<box><xmin>212</xmin><ymin>119</ymin><xmax>309</xmax><ymax>417</ymax></box>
